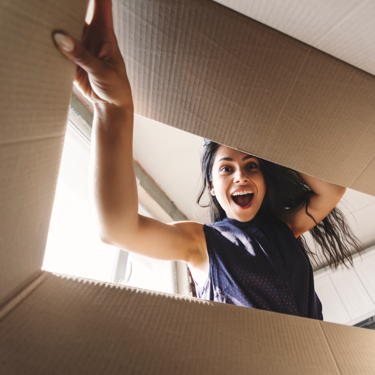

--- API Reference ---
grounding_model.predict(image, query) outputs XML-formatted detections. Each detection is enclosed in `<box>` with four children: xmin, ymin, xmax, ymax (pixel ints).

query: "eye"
<box><xmin>220</xmin><ymin>165</ymin><xmax>232</xmax><ymax>172</ymax></box>
<box><xmin>246</xmin><ymin>162</ymin><xmax>258</xmax><ymax>170</ymax></box>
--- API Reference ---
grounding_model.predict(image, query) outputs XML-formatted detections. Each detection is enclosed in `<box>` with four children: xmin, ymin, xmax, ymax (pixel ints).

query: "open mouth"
<box><xmin>231</xmin><ymin>192</ymin><xmax>254</xmax><ymax>208</ymax></box>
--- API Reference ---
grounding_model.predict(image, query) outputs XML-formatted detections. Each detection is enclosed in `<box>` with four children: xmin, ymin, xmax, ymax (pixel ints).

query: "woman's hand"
<box><xmin>53</xmin><ymin>0</ymin><xmax>133</xmax><ymax>113</ymax></box>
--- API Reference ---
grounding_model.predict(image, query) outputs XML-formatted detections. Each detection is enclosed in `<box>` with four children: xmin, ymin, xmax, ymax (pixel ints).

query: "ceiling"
<box><xmin>133</xmin><ymin>114</ymin><xmax>208</xmax><ymax>223</ymax></box>
<box><xmin>133</xmin><ymin>113</ymin><xmax>375</xmax><ymax>270</ymax></box>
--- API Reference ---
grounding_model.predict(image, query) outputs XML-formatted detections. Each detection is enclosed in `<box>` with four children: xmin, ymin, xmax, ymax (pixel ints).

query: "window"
<box><xmin>43</xmin><ymin>105</ymin><xmax>176</xmax><ymax>293</ymax></box>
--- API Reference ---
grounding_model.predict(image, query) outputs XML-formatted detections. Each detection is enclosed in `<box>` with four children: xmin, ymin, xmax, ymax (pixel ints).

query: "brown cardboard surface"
<box><xmin>114</xmin><ymin>0</ymin><xmax>375</xmax><ymax>196</ymax></box>
<box><xmin>0</xmin><ymin>272</ymin><xmax>344</xmax><ymax>375</ymax></box>
<box><xmin>320</xmin><ymin>323</ymin><xmax>375</xmax><ymax>375</ymax></box>
<box><xmin>0</xmin><ymin>138</ymin><xmax>64</xmax><ymax>306</ymax></box>
<box><xmin>216</xmin><ymin>0</ymin><xmax>375</xmax><ymax>77</ymax></box>
<box><xmin>264</xmin><ymin>51</ymin><xmax>375</xmax><ymax>187</ymax></box>
<box><xmin>0</xmin><ymin>0</ymin><xmax>88</xmax><ymax>305</ymax></box>
<box><xmin>2</xmin><ymin>0</ymin><xmax>375</xmax><ymax>373</ymax></box>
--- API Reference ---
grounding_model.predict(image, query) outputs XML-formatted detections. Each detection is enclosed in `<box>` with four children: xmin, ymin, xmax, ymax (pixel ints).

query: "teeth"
<box><xmin>232</xmin><ymin>191</ymin><xmax>253</xmax><ymax>196</ymax></box>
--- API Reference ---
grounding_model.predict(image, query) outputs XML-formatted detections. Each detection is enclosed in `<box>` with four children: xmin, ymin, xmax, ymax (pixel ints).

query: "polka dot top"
<box><xmin>192</xmin><ymin>214</ymin><xmax>323</xmax><ymax>320</ymax></box>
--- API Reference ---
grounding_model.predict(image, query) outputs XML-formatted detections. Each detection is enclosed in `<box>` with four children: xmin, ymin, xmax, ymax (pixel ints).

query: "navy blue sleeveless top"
<box><xmin>192</xmin><ymin>215</ymin><xmax>323</xmax><ymax>320</ymax></box>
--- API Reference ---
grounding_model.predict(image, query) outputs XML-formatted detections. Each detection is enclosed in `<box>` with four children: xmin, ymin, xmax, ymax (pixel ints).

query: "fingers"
<box><xmin>92</xmin><ymin>0</ymin><xmax>113</xmax><ymax>30</ymax></box>
<box><xmin>81</xmin><ymin>22</ymin><xmax>91</xmax><ymax>45</ymax></box>
<box><xmin>53</xmin><ymin>32</ymin><xmax>100</xmax><ymax>75</ymax></box>
<box><xmin>74</xmin><ymin>66</ymin><xmax>89</xmax><ymax>89</ymax></box>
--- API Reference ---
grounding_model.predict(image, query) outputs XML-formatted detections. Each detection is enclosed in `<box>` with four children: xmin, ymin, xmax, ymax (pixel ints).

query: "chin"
<box><xmin>228</xmin><ymin>194</ymin><xmax>258</xmax><ymax>221</ymax></box>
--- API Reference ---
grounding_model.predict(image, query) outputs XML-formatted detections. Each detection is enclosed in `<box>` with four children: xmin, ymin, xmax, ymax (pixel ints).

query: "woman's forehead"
<box><xmin>214</xmin><ymin>145</ymin><xmax>257</xmax><ymax>162</ymax></box>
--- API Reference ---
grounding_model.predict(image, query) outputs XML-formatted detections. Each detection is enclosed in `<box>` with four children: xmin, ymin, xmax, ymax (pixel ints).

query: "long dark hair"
<box><xmin>197</xmin><ymin>141</ymin><xmax>364</xmax><ymax>270</ymax></box>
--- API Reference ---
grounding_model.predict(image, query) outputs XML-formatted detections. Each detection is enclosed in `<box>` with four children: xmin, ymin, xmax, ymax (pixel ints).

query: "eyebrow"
<box><xmin>218</xmin><ymin>155</ymin><xmax>256</xmax><ymax>162</ymax></box>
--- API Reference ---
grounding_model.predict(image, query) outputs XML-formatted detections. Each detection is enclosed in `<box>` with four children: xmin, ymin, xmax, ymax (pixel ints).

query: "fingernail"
<box><xmin>54</xmin><ymin>33</ymin><xmax>75</xmax><ymax>52</ymax></box>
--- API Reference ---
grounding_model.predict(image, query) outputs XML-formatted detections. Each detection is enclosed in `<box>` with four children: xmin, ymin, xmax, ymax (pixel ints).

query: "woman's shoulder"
<box><xmin>171</xmin><ymin>220</ymin><xmax>206</xmax><ymax>247</ymax></box>
<box><xmin>253</xmin><ymin>213</ymin><xmax>300</xmax><ymax>242</ymax></box>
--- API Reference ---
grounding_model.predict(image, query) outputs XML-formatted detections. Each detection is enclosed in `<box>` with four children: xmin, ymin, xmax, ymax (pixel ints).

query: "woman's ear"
<box><xmin>210</xmin><ymin>182</ymin><xmax>215</xmax><ymax>196</ymax></box>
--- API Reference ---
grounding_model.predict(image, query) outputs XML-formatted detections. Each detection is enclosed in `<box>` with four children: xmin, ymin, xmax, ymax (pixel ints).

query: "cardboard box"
<box><xmin>114</xmin><ymin>0</ymin><xmax>375</xmax><ymax>196</ymax></box>
<box><xmin>1</xmin><ymin>0</ymin><xmax>375</xmax><ymax>373</ymax></box>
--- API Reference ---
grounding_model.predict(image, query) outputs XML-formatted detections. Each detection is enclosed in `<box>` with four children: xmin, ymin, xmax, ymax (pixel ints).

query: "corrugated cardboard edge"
<box><xmin>2</xmin><ymin>272</ymin><xmax>375</xmax><ymax>374</ymax></box>
<box><xmin>7</xmin><ymin>272</ymin><xmax>375</xmax><ymax>374</ymax></box>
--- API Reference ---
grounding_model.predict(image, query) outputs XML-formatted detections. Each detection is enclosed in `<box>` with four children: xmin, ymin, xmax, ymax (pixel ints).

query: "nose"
<box><xmin>234</xmin><ymin>168</ymin><xmax>249</xmax><ymax>183</ymax></box>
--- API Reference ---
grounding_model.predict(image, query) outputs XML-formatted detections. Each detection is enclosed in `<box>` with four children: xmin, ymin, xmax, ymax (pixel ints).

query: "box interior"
<box><xmin>1</xmin><ymin>0</ymin><xmax>375</xmax><ymax>373</ymax></box>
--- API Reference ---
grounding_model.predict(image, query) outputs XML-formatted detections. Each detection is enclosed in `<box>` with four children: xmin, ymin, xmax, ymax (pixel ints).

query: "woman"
<box><xmin>192</xmin><ymin>141</ymin><xmax>362</xmax><ymax>319</ymax></box>
<box><xmin>53</xmin><ymin>0</ymin><xmax>362</xmax><ymax>320</ymax></box>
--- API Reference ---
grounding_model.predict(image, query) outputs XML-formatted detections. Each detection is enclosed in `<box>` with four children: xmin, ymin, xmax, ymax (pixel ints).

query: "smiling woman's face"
<box><xmin>210</xmin><ymin>145</ymin><xmax>266</xmax><ymax>222</ymax></box>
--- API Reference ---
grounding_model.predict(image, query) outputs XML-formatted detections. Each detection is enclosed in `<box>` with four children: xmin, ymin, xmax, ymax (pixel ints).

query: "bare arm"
<box><xmin>280</xmin><ymin>172</ymin><xmax>346</xmax><ymax>238</ymax></box>
<box><xmin>53</xmin><ymin>0</ymin><xmax>207</xmax><ymax>267</ymax></box>
<box><xmin>91</xmin><ymin>103</ymin><xmax>206</xmax><ymax>264</ymax></box>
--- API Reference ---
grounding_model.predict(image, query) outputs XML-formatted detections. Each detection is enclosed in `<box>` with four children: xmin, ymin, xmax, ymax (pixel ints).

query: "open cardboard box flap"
<box><xmin>1</xmin><ymin>0</ymin><xmax>375</xmax><ymax>373</ymax></box>
<box><xmin>114</xmin><ymin>0</ymin><xmax>375</xmax><ymax>196</ymax></box>
<box><xmin>1</xmin><ymin>271</ymin><xmax>375</xmax><ymax>375</ymax></box>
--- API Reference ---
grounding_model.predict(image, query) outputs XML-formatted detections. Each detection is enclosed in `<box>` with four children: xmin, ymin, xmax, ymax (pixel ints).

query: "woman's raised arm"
<box><xmin>281</xmin><ymin>172</ymin><xmax>346</xmax><ymax>238</ymax></box>
<box><xmin>53</xmin><ymin>0</ymin><xmax>207</xmax><ymax>268</ymax></box>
